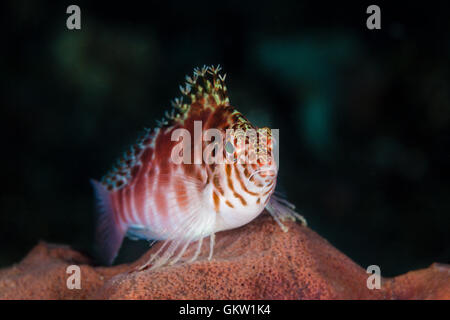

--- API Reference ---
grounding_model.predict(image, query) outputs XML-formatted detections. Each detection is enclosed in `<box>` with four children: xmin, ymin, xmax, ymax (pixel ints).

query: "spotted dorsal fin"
<box><xmin>100</xmin><ymin>65</ymin><xmax>235</xmax><ymax>191</ymax></box>
<box><xmin>100</xmin><ymin>128</ymin><xmax>156</xmax><ymax>190</ymax></box>
<box><xmin>165</xmin><ymin>64</ymin><xmax>230</xmax><ymax>125</ymax></box>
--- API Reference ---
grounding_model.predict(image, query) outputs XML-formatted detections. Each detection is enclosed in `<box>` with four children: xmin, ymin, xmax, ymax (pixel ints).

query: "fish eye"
<box><xmin>225</xmin><ymin>141</ymin><xmax>234</xmax><ymax>154</ymax></box>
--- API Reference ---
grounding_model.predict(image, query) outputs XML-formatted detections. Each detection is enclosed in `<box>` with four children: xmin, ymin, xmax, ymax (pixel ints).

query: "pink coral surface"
<box><xmin>0</xmin><ymin>214</ymin><xmax>448</xmax><ymax>299</ymax></box>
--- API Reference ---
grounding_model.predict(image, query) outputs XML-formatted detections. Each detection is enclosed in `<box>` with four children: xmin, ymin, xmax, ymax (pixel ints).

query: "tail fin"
<box><xmin>91</xmin><ymin>179</ymin><xmax>126</xmax><ymax>265</ymax></box>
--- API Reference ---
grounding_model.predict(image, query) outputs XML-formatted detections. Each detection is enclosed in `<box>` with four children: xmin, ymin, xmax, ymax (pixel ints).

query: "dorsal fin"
<box><xmin>100</xmin><ymin>128</ymin><xmax>155</xmax><ymax>190</ymax></box>
<box><xmin>167</xmin><ymin>64</ymin><xmax>230</xmax><ymax>125</ymax></box>
<box><xmin>99</xmin><ymin>65</ymin><xmax>233</xmax><ymax>191</ymax></box>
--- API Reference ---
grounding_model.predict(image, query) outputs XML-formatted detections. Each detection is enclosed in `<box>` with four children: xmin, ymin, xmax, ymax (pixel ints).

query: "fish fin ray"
<box><xmin>266</xmin><ymin>194</ymin><xmax>307</xmax><ymax>230</ymax></box>
<box><xmin>127</xmin><ymin>225</ymin><xmax>162</xmax><ymax>241</ymax></box>
<box><xmin>138</xmin><ymin>195</ymin><xmax>215</xmax><ymax>271</ymax></box>
<box><xmin>91</xmin><ymin>179</ymin><xmax>126</xmax><ymax>265</ymax></box>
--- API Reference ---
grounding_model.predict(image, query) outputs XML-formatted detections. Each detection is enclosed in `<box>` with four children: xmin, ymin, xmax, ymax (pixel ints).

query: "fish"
<box><xmin>91</xmin><ymin>65</ymin><xmax>307</xmax><ymax>270</ymax></box>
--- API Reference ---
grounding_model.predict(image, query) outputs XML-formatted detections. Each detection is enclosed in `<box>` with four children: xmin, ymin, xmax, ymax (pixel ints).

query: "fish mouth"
<box><xmin>247</xmin><ymin>168</ymin><xmax>277</xmax><ymax>182</ymax></box>
<box><xmin>242</xmin><ymin>168</ymin><xmax>277</xmax><ymax>194</ymax></box>
<box><xmin>259</xmin><ymin>169</ymin><xmax>276</xmax><ymax>178</ymax></box>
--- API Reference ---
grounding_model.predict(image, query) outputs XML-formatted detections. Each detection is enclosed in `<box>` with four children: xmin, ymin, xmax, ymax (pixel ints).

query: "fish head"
<box><xmin>224</xmin><ymin>123</ymin><xmax>278</xmax><ymax>194</ymax></box>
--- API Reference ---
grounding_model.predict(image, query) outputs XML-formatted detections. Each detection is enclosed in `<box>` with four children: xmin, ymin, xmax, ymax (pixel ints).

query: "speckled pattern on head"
<box><xmin>91</xmin><ymin>65</ymin><xmax>307</xmax><ymax>269</ymax></box>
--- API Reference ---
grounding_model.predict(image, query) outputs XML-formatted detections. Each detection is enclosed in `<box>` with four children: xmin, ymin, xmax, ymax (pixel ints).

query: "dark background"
<box><xmin>2</xmin><ymin>1</ymin><xmax>449</xmax><ymax>276</ymax></box>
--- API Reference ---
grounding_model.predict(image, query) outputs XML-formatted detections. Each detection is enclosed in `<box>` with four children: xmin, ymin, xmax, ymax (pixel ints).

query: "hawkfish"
<box><xmin>91</xmin><ymin>65</ymin><xmax>307</xmax><ymax>270</ymax></box>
